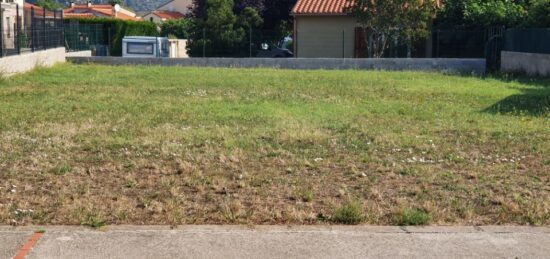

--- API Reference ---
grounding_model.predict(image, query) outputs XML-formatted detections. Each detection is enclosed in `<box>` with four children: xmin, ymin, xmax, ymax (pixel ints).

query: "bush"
<box><xmin>398</xmin><ymin>208</ymin><xmax>431</xmax><ymax>226</ymax></box>
<box><xmin>187</xmin><ymin>0</ymin><xmax>263</xmax><ymax>57</ymax></box>
<box><xmin>525</xmin><ymin>0</ymin><xmax>550</xmax><ymax>27</ymax></box>
<box><xmin>65</xmin><ymin>18</ymin><xmax>159</xmax><ymax>56</ymax></box>
<box><xmin>160</xmin><ymin>19</ymin><xmax>191</xmax><ymax>39</ymax></box>
<box><xmin>331</xmin><ymin>201</ymin><xmax>364</xmax><ymax>225</ymax></box>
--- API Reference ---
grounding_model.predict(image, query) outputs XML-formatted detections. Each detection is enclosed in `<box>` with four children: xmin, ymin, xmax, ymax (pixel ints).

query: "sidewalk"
<box><xmin>1</xmin><ymin>226</ymin><xmax>550</xmax><ymax>259</ymax></box>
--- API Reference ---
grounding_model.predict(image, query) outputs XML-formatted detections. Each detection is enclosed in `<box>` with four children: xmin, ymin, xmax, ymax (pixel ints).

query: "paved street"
<box><xmin>1</xmin><ymin>226</ymin><xmax>550</xmax><ymax>259</ymax></box>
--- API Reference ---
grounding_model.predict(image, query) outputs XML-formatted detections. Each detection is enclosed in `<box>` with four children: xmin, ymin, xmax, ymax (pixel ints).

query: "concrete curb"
<box><xmin>1</xmin><ymin>225</ymin><xmax>549</xmax><ymax>233</ymax></box>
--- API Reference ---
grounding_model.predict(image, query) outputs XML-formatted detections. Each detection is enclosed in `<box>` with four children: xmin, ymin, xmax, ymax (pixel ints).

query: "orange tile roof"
<box><xmin>24</xmin><ymin>3</ymin><xmax>57</xmax><ymax>18</ymax></box>
<box><xmin>292</xmin><ymin>0</ymin><xmax>443</xmax><ymax>16</ymax></box>
<box><xmin>292</xmin><ymin>0</ymin><xmax>351</xmax><ymax>16</ymax></box>
<box><xmin>152</xmin><ymin>10</ymin><xmax>185</xmax><ymax>20</ymax></box>
<box><xmin>64</xmin><ymin>13</ymin><xmax>96</xmax><ymax>18</ymax></box>
<box><xmin>64</xmin><ymin>4</ymin><xmax>141</xmax><ymax>21</ymax></box>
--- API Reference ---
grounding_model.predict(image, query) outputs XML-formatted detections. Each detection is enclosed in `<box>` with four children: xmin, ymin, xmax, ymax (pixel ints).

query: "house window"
<box><xmin>127</xmin><ymin>42</ymin><xmax>154</xmax><ymax>55</ymax></box>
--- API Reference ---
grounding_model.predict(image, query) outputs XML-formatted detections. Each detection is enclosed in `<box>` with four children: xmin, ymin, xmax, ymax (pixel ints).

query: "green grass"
<box><xmin>0</xmin><ymin>64</ymin><xmax>549</xmax><ymax>226</ymax></box>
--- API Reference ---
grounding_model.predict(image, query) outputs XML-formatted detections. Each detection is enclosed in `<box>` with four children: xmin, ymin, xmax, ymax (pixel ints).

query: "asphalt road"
<box><xmin>1</xmin><ymin>226</ymin><xmax>549</xmax><ymax>259</ymax></box>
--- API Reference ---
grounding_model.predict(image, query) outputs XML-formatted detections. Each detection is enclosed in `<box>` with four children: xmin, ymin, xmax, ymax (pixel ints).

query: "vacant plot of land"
<box><xmin>0</xmin><ymin>64</ymin><xmax>549</xmax><ymax>226</ymax></box>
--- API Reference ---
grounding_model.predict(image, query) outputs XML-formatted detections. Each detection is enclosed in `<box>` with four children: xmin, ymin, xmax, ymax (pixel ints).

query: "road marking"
<box><xmin>13</xmin><ymin>232</ymin><xmax>43</xmax><ymax>259</ymax></box>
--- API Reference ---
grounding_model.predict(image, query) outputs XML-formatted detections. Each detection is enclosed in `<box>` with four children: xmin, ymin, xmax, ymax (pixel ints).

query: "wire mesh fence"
<box><xmin>185</xmin><ymin>28</ymin><xmax>291</xmax><ymax>58</ymax></box>
<box><xmin>0</xmin><ymin>4</ymin><xmax>63</xmax><ymax>58</ymax></box>
<box><xmin>64</xmin><ymin>22</ymin><xmax>111</xmax><ymax>56</ymax></box>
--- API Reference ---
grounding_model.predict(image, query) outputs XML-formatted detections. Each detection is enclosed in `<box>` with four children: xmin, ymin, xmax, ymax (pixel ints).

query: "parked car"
<box><xmin>256</xmin><ymin>37</ymin><xmax>293</xmax><ymax>58</ymax></box>
<box><xmin>122</xmin><ymin>36</ymin><xmax>169</xmax><ymax>58</ymax></box>
<box><xmin>256</xmin><ymin>44</ymin><xmax>293</xmax><ymax>58</ymax></box>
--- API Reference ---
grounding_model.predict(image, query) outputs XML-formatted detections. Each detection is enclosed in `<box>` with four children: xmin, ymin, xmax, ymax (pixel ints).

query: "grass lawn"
<box><xmin>0</xmin><ymin>64</ymin><xmax>549</xmax><ymax>226</ymax></box>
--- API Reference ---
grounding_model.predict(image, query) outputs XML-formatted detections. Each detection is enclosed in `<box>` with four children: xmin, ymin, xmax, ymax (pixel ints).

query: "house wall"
<box><xmin>1</xmin><ymin>1</ymin><xmax>24</xmax><ymax>49</ymax></box>
<box><xmin>143</xmin><ymin>13</ymin><xmax>162</xmax><ymax>23</ymax></box>
<box><xmin>157</xmin><ymin>0</ymin><xmax>192</xmax><ymax>15</ymax></box>
<box><xmin>295</xmin><ymin>16</ymin><xmax>356</xmax><ymax>58</ymax></box>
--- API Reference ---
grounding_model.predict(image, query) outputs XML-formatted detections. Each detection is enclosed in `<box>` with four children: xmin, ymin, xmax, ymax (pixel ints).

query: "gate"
<box><xmin>485</xmin><ymin>27</ymin><xmax>505</xmax><ymax>72</ymax></box>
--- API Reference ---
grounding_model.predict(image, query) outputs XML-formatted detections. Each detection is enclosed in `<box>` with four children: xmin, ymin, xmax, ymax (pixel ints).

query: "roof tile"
<box><xmin>292</xmin><ymin>0</ymin><xmax>350</xmax><ymax>16</ymax></box>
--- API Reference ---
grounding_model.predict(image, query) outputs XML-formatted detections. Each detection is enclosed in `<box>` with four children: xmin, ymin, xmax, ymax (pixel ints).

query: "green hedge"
<box><xmin>64</xmin><ymin>18</ymin><xmax>159</xmax><ymax>56</ymax></box>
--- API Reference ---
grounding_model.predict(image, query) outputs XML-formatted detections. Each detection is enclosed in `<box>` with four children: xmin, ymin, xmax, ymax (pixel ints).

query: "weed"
<box><xmin>398</xmin><ymin>208</ymin><xmax>431</xmax><ymax>226</ymax></box>
<box><xmin>81</xmin><ymin>210</ymin><xmax>107</xmax><ymax>229</ymax></box>
<box><xmin>49</xmin><ymin>163</ymin><xmax>72</xmax><ymax>175</ymax></box>
<box><xmin>331</xmin><ymin>201</ymin><xmax>364</xmax><ymax>225</ymax></box>
<box><xmin>294</xmin><ymin>188</ymin><xmax>314</xmax><ymax>202</ymax></box>
<box><xmin>125</xmin><ymin>179</ymin><xmax>138</xmax><ymax>188</ymax></box>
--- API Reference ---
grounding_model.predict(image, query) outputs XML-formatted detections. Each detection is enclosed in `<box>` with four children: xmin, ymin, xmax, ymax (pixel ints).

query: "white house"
<box><xmin>143</xmin><ymin>0</ymin><xmax>192</xmax><ymax>24</ymax></box>
<box><xmin>0</xmin><ymin>0</ymin><xmax>24</xmax><ymax>49</ymax></box>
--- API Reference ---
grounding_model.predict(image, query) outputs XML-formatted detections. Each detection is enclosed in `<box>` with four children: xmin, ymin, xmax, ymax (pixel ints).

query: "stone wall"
<box><xmin>501</xmin><ymin>51</ymin><xmax>550</xmax><ymax>77</ymax></box>
<box><xmin>67</xmin><ymin>57</ymin><xmax>486</xmax><ymax>74</ymax></box>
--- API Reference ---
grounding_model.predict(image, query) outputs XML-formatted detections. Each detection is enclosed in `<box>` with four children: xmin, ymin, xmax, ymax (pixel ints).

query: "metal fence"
<box><xmin>504</xmin><ymin>28</ymin><xmax>550</xmax><ymax>55</ymax></box>
<box><xmin>0</xmin><ymin>4</ymin><xmax>64</xmax><ymax>57</ymax></box>
<box><xmin>64</xmin><ymin>21</ymin><xmax>111</xmax><ymax>56</ymax></box>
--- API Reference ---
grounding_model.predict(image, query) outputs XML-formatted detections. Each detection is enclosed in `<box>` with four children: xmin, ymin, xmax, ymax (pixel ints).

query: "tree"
<box><xmin>261</xmin><ymin>0</ymin><xmax>295</xmax><ymax>33</ymax></box>
<box><xmin>435</xmin><ymin>0</ymin><xmax>527</xmax><ymax>29</ymax></box>
<box><xmin>189</xmin><ymin>0</ymin><xmax>296</xmax><ymax>36</ymax></box>
<box><xmin>160</xmin><ymin>19</ymin><xmax>191</xmax><ymax>39</ymax></box>
<box><xmin>525</xmin><ymin>0</ymin><xmax>550</xmax><ymax>27</ymax></box>
<box><xmin>35</xmin><ymin>0</ymin><xmax>64</xmax><ymax>10</ymax></box>
<box><xmin>187</xmin><ymin>0</ymin><xmax>263</xmax><ymax>57</ymax></box>
<box><xmin>109</xmin><ymin>0</ymin><xmax>123</xmax><ymax>5</ymax></box>
<box><xmin>234</xmin><ymin>0</ymin><xmax>264</xmax><ymax>14</ymax></box>
<box><xmin>189</xmin><ymin>0</ymin><xmax>208</xmax><ymax>18</ymax></box>
<box><xmin>346</xmin><ymin>0</ymin><xmax>440</xmax><ymax>58</ymax></box>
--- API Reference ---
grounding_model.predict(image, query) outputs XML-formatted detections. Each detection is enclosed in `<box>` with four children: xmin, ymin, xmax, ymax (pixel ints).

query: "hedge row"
<box><xmin>65</xmin><ymin>18</ymin><xmax>159</xmax><ymax>56</ymax></box>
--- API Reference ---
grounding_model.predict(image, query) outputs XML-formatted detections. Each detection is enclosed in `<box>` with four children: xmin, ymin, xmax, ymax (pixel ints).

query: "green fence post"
<box><xmin>16</xmin><ymin>4</ymin><xmax>20</xmax><ymax>54</ymax></box>
<box><xmin>43</xmin><ymin>7</ymin><xmax>46</xmax><ymax>50</ymax></box>
<box><xmin>202</xmin><ymin>28</ymin><xmax>206</xmax><ymax>58</ymax></box>
<box><xmin>342</xmin><ymin>30</ymin><xmax>345</xmax><ymax>58</ymax></box>
<box><xmin>0</xmin><ymin>6</ymin><xmax>3</xmax><ymax>57</ymax></box>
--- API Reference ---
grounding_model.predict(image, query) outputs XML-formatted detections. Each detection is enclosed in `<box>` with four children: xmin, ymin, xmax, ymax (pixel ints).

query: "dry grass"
<box><xmin>0</xmin><ymin>64</ymin><xmax>549</xmax><ymax>226</ymax></box>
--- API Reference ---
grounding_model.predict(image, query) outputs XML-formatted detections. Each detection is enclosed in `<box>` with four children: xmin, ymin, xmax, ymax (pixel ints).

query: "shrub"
<box><xmin>398</xmin><ymin>208</ymin><xmax>431</xmax><ymax>226</ymax></box>
<box><xmin>160</xmin><ymin>19</ymin><xmax>191</xmax><ymax>39</ymax></box>
<box><xmin>81</xmin><ymin>209</ymin><xmax>107</xmax><ymax>229</ymax></box>
<box><xmin>331</xmin><ymin>201</ymin><xmax>364</xmax><ymax>225</ymax></box>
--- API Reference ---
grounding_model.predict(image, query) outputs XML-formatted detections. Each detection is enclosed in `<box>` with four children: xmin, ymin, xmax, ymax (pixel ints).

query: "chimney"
<box><xmin>113</xmin><ymin>4</ymin><xmax>121</xmax><ymax>18</ymax></box>
<box><xmin>87</xmin><ymin>1</ymin><xmax>92</xmax><ymax>8</ymax></box>
<box><xmin>70</xmin><ymin>1</ymin><xmax>75</xmax><ymax>7</ymax></box>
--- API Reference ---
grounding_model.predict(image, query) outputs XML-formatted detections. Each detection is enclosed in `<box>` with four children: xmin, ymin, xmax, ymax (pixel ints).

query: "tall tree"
<box><xmin>234</xmin><ymin>0</ymin><xmax>264</xmax><ymax>14</ymax></box>
<box><xmin>187</xmin><ymin>0</ymin><xmax>263</xmax><ymax>57</ymax></box>
<box><xmin>346</xmin><ymin>0</ymin><xmax>440</xmax><ymax>58</ymax></box>
<box><xmin>435</xmin><ymin>0</ymin><xmax>527</xmax><ymax>29</ymax></box>
<box><xmin>35</xmin><ymin>0</ymin><xmax>65</xmax><ymax>9</ymax></box>
<box><xmin>190</xmin><ymin>0</ymin><xmax>296</xmax><ymax>34</ymax></box>
<box><xmin>526</xmin><ymin>0</ymin><xmax>550</xmax><ymax>27</ymax></box>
